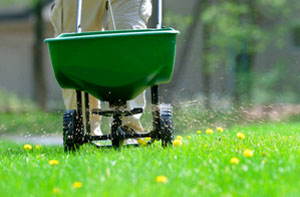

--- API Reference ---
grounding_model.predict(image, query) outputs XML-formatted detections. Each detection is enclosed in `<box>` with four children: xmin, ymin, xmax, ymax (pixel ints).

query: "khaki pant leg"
<box><xmin>105</xmin><ymin>0</ymin><xmax>152</xmax><ymax>131</ymax></box>
<box><xmin>50</xmin><ymin>0</ymin><xmax>107</xmax><ymax>135</ymax></box>
<box><xmin>61</xmin><ymin>90</ymin><xmax>102</xmax><ymax>135</ymax></box>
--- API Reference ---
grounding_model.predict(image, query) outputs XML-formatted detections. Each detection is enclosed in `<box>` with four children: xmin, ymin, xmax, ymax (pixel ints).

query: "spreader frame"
<box><xmin>66</xmin><ymin>84</ymin><xmax>169</xmax><ymax>149</ymax></box>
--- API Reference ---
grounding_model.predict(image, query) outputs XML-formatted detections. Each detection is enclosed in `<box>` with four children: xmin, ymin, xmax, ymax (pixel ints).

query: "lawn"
<box><xmin>1</xmin><ymin>122</ymin><xmax>300</xmax><ymax>196</ymax></box>
<box><xmin>0</xmin><ymin>105</ymin><xmax>239</xmax><ymax>135</ymax></box>
<box><xmin>0</xmin><ymin>112</ymin><xmax>62</xmax><ymax>134</ymax></box>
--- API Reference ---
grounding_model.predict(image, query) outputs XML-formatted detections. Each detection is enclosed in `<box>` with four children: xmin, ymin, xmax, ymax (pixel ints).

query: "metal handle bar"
<box><xmin>157</xmin><ymin>0</ymin><xmax>162</xmax><ymax>29</ymax></box>
<box><xmin>76</xmin><ymin>0</ymin><xmax>82</xmax><ymax>33</ymax></box>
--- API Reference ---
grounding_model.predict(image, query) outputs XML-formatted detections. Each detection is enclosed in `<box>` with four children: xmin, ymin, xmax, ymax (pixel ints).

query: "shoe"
<box><xmin>92</xmin><ymin>127</ymin><xmax>103</xmax><ymax>136</ymax></box>
<box><xmin>122</xmin><ymin>116</ymin><xmax>144</xmax><ymax>132</ymax></box>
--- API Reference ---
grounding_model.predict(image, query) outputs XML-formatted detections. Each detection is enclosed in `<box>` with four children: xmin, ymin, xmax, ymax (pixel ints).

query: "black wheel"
<box><xmin>160</xmin><ymin>108</ymin><xmax>174</xmax><ymax>147</ymax></box>
<box><xmin>112</xmin><ymin>136</ymin><xmax>123</xmax><ymax>148</ymax></box>
<box><xmin>63</xmin><ymin>110</ymin><xmax>84</xmax><ymax>152</ymax></box>
<box><xmin>111</xmin><ymin>118</ymin><xmax>125</xmax><ymax>148</ymax></box>
<box><xmin>111</xmin><ymin>126</ymin><xmax>126</xmax><ymax>146</ymax></box>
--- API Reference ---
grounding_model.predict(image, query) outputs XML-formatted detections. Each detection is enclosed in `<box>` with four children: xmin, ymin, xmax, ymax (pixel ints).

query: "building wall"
<box><xmin>0</xmin><ymin>20</ymin><xmax>63</xmax><ymax>108</ymax></box>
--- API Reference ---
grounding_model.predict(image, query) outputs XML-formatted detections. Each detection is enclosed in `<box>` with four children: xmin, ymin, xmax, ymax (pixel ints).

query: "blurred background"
<box><xmin>1</xmin><ymin>0</ymin><xmax>300</xmax><ymax>138</ymax></box>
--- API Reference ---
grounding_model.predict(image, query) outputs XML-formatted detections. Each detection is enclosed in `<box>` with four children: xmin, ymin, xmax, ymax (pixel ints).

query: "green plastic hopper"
<box><xmin>45</xmin><ymin>27</ymin><xmax>179</xmax><ymax>103</ymax></box>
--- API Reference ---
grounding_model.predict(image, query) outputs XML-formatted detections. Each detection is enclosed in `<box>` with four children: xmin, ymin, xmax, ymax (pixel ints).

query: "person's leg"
<box><xmin>105</xmin><ymin>0</ymin><xmax>152</xmax><ymax>132</ymax></box>
<box><xmin>106</xmin><ymin>0</ymin><xmax>152</xmax><ymax>30</ymax></box>
<box><xmin>50</xmin><ymin>0</ymin><xmax>106</xmax><ymax>135</ymax></box>
<box><xmin>61</xmin><ymin>90</ymin><xmax>102</xmax><ymax>135</ymax></box>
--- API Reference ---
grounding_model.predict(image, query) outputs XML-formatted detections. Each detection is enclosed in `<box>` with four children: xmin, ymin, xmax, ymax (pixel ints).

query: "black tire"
<box><xmin>112</xmin><ymin>137</ymin><xmax>123</xmax><ymax>148</ymax></box>
<box><xmin>111</xmin><ymin>125</ymin><xmax>125</xmax><ymax>148</ymax></box>
<box><xmin>160</xmin><ymin>108</ymin><xmax>174</xmax><ymax>147</ymax></box>
<box><xmin>63</xmin><ymin>110</ymin><xmax>84</xmax><ymax>152</ymax></box>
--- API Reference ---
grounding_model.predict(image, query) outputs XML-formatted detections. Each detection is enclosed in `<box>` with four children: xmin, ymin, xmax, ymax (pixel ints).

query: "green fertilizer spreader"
<box><xmin>45</xmin><ymin>0</ymin><xmax>179</xmax><ymax>151</ymax></box>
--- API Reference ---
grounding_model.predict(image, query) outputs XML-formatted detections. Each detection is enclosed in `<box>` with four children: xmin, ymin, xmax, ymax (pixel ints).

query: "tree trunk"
<box><xmin>233</xmin><ymin>0</ymin><xmax>258</xmax><ymax>108</ymax></box>
<box><xmin>33</xmin><ymin>0</ymin><xmax>47</xmax><ymax>110</ymax></box>
<box><xmin>169</xmin><ymin>0</ymin><xmax>203</xmax><ymax>102</ymax></box>
<box><xmin>233</xmin><ymin>52</ymin><xmax>249</xmax><ymax>107</ymax></box>
<box><xmin>202</xmin><ymin>17</ymin><xmax>212</xmax><ymax>110</ymax></box>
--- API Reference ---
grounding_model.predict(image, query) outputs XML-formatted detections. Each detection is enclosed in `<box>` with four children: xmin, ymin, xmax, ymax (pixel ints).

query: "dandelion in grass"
<box><xmin>243</xmin><ymin>149</ymin><xmax>254</xmax><ymax>158</ymax></box>
<box><xmin>262</xmin><ymin>159</ymin><xmax>267</xmax><ymax>164</ymax></box>
<box><xmin>187</xmin><ymin>135</ymin><xmax>191</xmax><ymax>139</ymax></box>
<box><xmin>72</xmin><ymin>182</ymin><xmax>83</xmax><ymax>189</ymax></box>
<box><xmin>205</xmin><ymin>129</ymin><xmax>213</xmax><ymax>134</ymax></box>
<box><xmin>196</xmin><ymin>130</ymin><xmax>202</xmax><ymax>134</ymax></box>
<box><xmin>176</xmin><ymin>135</ymin><xmax>183</xmax><ymax>140</ymax></box>
<box><xmin>216</xmin><ymin>127</ymin><xmax>224</xmax><ymax>133</ymax></box>
<box><xmin>137</xmin><ymin>139</ymin><xmax>147</xmax><ymax>146</ymax></box>
<box><xmin>262</xmin><ymin>151</ymin><xmax>267</xmax><ymax>157</ymax></box>
<box><xmin>52</xmin><ymin>188</ymin><xmax>60</xmax><ymax>194</ymax></box>
<box><xmin>48</xmin><ymin>160</ymin><xmax>59</xmax><ymax>166</ymax></box>
<box><xmin>156</xmin><ymin>175</ymin><xmax>168</xmax><ymax>183</ymax></box>
<box><xmin>230</xmin><ymin>157</ymin><xmax>239</xmax><ymax>165</ymax></box>
<box><xmin>236</xmin><ymin>132</ymin><xmax>245</xmax><ymax>139</ymax></box>
<box><xmin>173</xmin><ymin>139</ymin><xmax>182</xmax><ymax>147</ymax></box>
<box><xmin>23</xmin><ymin>144</ymin><xmax>32</xmax><ymax>151</ymax></box>
<box><xmin>145</xmin><ymin>137</ymin><xmax>151</xmax><ymax>141</ymax></box>
<box><xmin>35</xmin><ymin>145</ymin><xmax>41</xmax><ymax>150</ymax></box>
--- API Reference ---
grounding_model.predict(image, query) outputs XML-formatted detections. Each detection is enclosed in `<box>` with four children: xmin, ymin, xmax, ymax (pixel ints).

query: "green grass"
<box><xmin>0</xmin><ymin>112</ymin><xmax>62</xmax><ymax>134</ymax></box>
<box><xmin>0</xmin><ymin>104</ymin><xmax>240</xmax><ymax>135</ymax></box>
<box><xmin>1</xmin><ymin>122</ymin><xmax>300</xmax><ymax>196</ymax></box>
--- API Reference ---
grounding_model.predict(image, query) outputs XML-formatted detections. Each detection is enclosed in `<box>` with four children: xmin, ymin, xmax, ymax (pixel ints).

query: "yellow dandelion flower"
<box><xmin>187</xmin><ymin>135</ymin><xmax>191</xmax><ymax>139</ymax></box>
<box><xmin>137</xmin><ymin>139</ymin><xmax>147</xmax><ymax>146</ymax></box>
<box><xmin>196</xmin><ymin>130</ymin><xmax>202</xmax><ymax>134</ymax></box>
<box><xmin>156</xmin><ymin>175</ymin><xmax>168</xmax><ymax>183</ymax></box>
<box><xmin>145</xmin><ymin>137</ymin><xmax>151</xmax><ymax>141</ymax></box>
<box><xmin>52</xmin><ymin>188</ymin><xmax>60</xmax><ymax>194</ymax></box>
<box><xmin>23</xmin><ymin>144</ymin><xmax>32</xmax><ymax>151</ymax></box>
<box><xmin>176</xmin><ymin>136</ymin><xmax>183</xmax><ymax>140</ymax></box>
<box><xmin>173</xmin><ymin>139</ymin><xmax>182</xmax><ymax>147</ymax></box>
<box><xmin>262</xmin><ymin>158</ymin><xmax>267</xmax><ymax>164</ymax></box>
<box><xmin>72</xmin><ymin>182</ymin><xmax>83</xmax><ymax>189</ymax></box>
<box><xmin>35</xmin><ymin>145</ymin><xmax>41</xmax><ymax>150</ymax></box>
<box><xmin>216</xmin><ymin>127</ymin><xmax>224</xmax><ymax>133</ymax></box>
<box><xmin>262</xmin><ymin>151</ymin><xmax>267</xmax><ymax>157</ymax></box>
<box><xmin>243</xmin><ymin>149</ymin><xmax>254</xmax><ymax>158</ymax></box>
<box><xmin>230</xmin><ymin>157</ymin><xmax>239</xmax><ymax>165</ymax></box>
<box><xmin>48</xmin><ymin>160</ymin><xmax>59</xmax><ymax>166</ymax></box>
<box><xmin>236</xmin><ymin>132</ymin><xmax>245</xmax><ymax>139</ymax></box>
<box><xmin>205</xmin><ymin>129</ymin><xmax>213</xmax><ymax>134</ymax></box>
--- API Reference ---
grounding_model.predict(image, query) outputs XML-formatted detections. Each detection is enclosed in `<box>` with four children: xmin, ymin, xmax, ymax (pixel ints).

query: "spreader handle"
<box><xmin>76</xmin><ymin>0</ymin><xmax>82</xmax><ymax>33</ymax></box>
<box><xmin>157</xmin><ymin>0</ymin><xmax>162</xmax><ymax>29</ymax></box>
